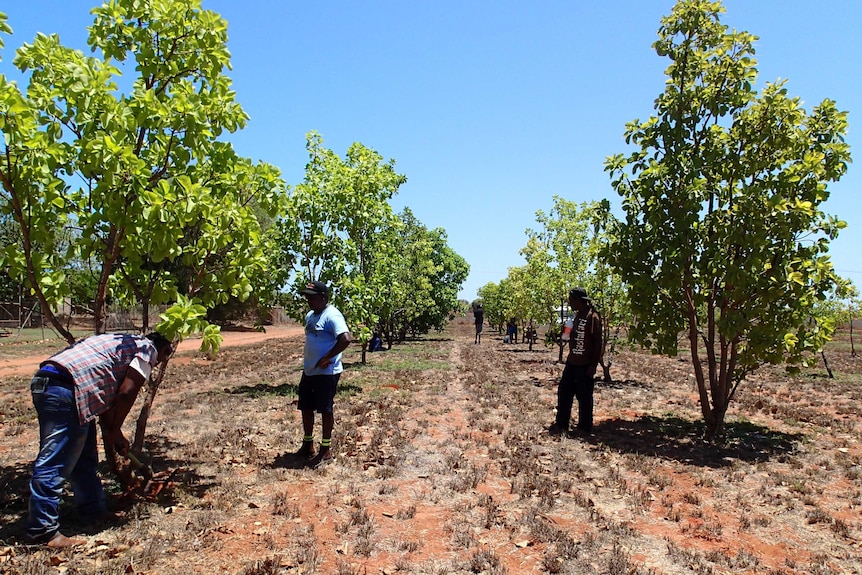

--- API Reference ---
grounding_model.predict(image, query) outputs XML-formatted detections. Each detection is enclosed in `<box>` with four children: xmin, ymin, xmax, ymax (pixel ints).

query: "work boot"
<box><xmin>295</xmin><ymin>441</ymin><xmax>315</xmax><ymax>459</ymax></box>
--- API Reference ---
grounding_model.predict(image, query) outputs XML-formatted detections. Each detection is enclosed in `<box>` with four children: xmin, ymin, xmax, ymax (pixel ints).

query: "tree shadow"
<box><xmin>506</xmin><ymin>347</ymin><xmax>546</xmax><ymax>354</ymax></box>
<box><xmin>591</xmin><ymin>415</ymin><xmax>803</xmax><ymax>468</ymax></box>
<box><xmin>599</xmin><ymin>378</ymin><xmax>653</xmax><ymax>391</ymax></box>
<box><xmin>0</xmin><ymin>461</ymin><xmax>35</xmax><ymax>543</ymax></box>
<box><xmin>0</xmin><ymin>442</ymin><xmax>215</xmax><ymax>544</ymax></box>
<box><xmin>383</xmin><ymin>336</ymin><xmax>453</xmax><ymax>344</ymax></box>
<box><xmin>229</xmin><ymin>382</ymin><xmax>300</xmax><ymax>397</ymax></box>
<box><xmin>228</xmin><ymin>382</ymin><xmax>361</xmax><ymax>398</ymax></box>
<box><xmin>517</xmin><ymin>357</ymin><xmax>559</xmax><ymax>366</ymax></box>
<box><xmin>218</xmin><ymin>324</ymin><xmax>266</xmax><ymax>332</ymax></box>
<box><xmin>133</xmin><ymin>437</ymin><xmax>217</xmax><ymax>502</ymax></box>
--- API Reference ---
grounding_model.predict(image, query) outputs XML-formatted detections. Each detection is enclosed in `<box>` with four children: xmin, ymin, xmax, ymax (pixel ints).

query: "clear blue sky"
<box><xmin>2</xmin><ymin>1</ymin><xmax>860</xmax><ymax>301</ymax></box>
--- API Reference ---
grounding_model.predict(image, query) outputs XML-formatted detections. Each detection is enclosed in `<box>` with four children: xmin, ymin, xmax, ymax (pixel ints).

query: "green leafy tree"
<box><xmin>336</xmin><ymin>139</ymin><xmax>406</xmax><ymax>361</ymax></box>
<box><xmin>276</xmin><ymin>133</ymin><xmax>345</xmax><ymax>303</ymax></box>
<box><xmin>345</xmin><ymin>207</ymin><xmax>467</xmax><ymax>347</ymax></box>
<box><xmin>478</xmin><ymin>279</ymin><xmax>514</xmax><ymax>335</ymax></box>
<box><xmin>407</xmin><ymin>223</ymin><xmax>468</xmax><ymax>336</ymax></box>
<box><xmin>812</xmin><ymin>278</ymin><xmax>858</xmax><ymax>361</ymax></box>
<box><xmin>364</xmin><ymin>216</ymin><xmax>407</xmax><ymax>347</ymax></box>
<box><xmin>381</xmin><ymin>209</ymin><xmax>436</xmax><ymax>342</ymax></box>
<box><xmin>523</xmin><ymin>197</ymin><xmax>628</xmax><ymax>374</ymax></box>
<box><xmin>280</xmin><ymin>132</ymin><xmax>407</xmax><ymax>362</ymax></box>
<box><xmin>0</xmin><ymin>28</ymin><xmax>76</xmax><ymax>339</ymax></box>
<box><xmin>516</xmin><ymin>238</ymin><xmax>562</xmax><ymax>329</ymax></box>
<box><xmin>604</xmin><ymin>0</ymin><xmax>851</xmax><ymax>435</ymax></box>
<box><xmin>1</xmin><ymin>1</ymin><xmax>284</xmax><ymax>475</ymax></box>
<box><xmin>504</xmin><ymin>265</ymin><xmax>537</xmax><ymax>343</ymax></box>
<box><xmin>0</xmin><ymin>211</ymin><xmax>23</xmax><ymax>302</ymax></box>
<box><xmin>277</xmin><ymin>136</ymin><xmax>467</xmax><ymax>354</ymax></box>
<box><xmin>843</xmin><ymin>283</ymin><xmax>860</xmax><ymax>357</ymax></box>
<box><xmin>1</xmin><ymin>0</ymin><xmax>276</xmax><ymax>346</ymax></box>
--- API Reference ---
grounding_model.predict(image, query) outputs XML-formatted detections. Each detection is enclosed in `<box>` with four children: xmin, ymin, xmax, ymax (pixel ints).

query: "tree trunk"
<box><xmin>9</xmin><ymin>195</ymin><xmax>75</xmax><ymax>343</ymax></box>
<box><xmin>601</xmin><ymin>325</ymin><xmax>621</xmax><ymax>384</ymax></box>
<box><xmin>602</xmin><ymin>363</ymin><xmax>611</xmax><ymax>383</ymax></box>
<box><xmin>92</xmin><ymin>260</ymin><xmax>115</xmax><ymax>335</ymax></box>
<box><xmin>35</xmin><ymin>296</ymin><xmax>76</xmax><ymax>344</ymax></box>
<box><xmin>688</xmin><ymin>320</ymin><xmax>713</xmax><ymax>431</ymax></box>
<box><xmin>132</xmin><ymin>361</ymin><xmax>167</xmax><ymax>453</ymax></box>
<box><xmin>141</xmin><ymin>298</ymin><xmax>150</xmax><ymax>333</ymax></box>
<box><xmin>704</xmin><ymin>405</ymin><xmax>727</xmax><ymax>438</ymax></box>
<box><xmin>821</xmin><ymin>351</ymin><xmax>834</xmax><ymax>379</ymax></box>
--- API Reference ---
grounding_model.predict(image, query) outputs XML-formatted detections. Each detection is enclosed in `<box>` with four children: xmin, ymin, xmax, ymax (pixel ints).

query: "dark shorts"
<box><xmin>297</xmin><ymin>373</ymin><xmax>340</xmax><ymax>413</ymax></box>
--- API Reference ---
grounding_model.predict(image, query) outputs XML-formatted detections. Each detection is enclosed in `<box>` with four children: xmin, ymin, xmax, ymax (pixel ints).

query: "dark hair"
<box><xmin>146</xmin><ymin>332</ymin><xmax>173</xmax><ymax>356</ymax></box>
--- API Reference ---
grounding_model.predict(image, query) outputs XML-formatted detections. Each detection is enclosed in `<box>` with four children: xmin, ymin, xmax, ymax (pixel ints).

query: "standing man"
<box><xmin>474</xmin><ymin>303</ymin><xmax>484</xmax><ymax>344</ymax></box>
<box><xmin>27</xmin><ymin>332</ymin><xmax>173</xmax><ymax>548</ymax></box>
<box><xmin>296</xmin><ymin>280</ymin><xmax>352</xmax><ymax>467</ymax></box>
<box><xmin>549</xmin><ymin>287</ymin><xmax>603</xmax><ymax>437</ymax></box>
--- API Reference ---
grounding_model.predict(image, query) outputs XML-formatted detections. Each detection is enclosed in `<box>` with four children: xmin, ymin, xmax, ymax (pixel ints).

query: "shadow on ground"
<box><xmin>0</xmin><ymin>439</ymin><xmax>213</xmax><ymax>544</ymax></box>
<box><xmin>229</xmin><ymin>382</ymin><xmax>361</xmax><ymax>398</ymax></box>
<box><xmin>593</xmin><ymin>414</ymin><xmax>802</xmax><ymax>467</ymax></box>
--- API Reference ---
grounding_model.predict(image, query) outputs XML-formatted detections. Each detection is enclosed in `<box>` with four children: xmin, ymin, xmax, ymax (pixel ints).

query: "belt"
<box><xmin>34</xmin><ymin>368</ymin><xmax>75</xmax><ymax>389</ymax></box>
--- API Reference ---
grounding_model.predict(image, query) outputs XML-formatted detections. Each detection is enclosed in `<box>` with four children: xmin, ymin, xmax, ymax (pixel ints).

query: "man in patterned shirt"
<box><xmin>26</xmin><ymin>332</ymin><xmax>173</xmax><ymax>548</ymax></box>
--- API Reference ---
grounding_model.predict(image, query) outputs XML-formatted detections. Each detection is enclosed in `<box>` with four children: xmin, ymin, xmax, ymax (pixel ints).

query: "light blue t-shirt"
<box><xmin>303</xmin><ymin>304</ymin><xmax>349</xmax><ymax>376</ymax></box>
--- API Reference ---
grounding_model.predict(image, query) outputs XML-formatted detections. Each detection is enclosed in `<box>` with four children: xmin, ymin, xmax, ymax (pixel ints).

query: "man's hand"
<box><xmin>314</xmin><ymin>332</ymin><xmax>352</xmax><ymax>369</ymax></box>
<box><xmin>104</xmin><ymin>428</ymin><xmax>130</xmax><ymax>456</ymax></box>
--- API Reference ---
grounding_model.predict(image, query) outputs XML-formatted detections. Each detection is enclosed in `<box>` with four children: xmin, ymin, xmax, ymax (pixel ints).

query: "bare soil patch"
<box><xmin>1</xmin><ymin>319</ymin><xmax>860</xmax><ymax>574</ymax></box>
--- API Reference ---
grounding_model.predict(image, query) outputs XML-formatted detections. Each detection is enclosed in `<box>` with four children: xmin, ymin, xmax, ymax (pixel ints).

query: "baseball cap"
<box><xmin>300</xmin><ymin>280</ymin><xmax>329</xmax><ymax>296</ymax></box>
<box><xmin>569</xmin><ymin>287</ymin><xmax>592</xmax><ymax>305</ymax></box>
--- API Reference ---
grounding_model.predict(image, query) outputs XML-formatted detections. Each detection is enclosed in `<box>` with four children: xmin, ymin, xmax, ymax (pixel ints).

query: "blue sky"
<box><xmin>2</xmin><ymin>1</ymin><xmax>860</xmax><ymax>301</ymax></box>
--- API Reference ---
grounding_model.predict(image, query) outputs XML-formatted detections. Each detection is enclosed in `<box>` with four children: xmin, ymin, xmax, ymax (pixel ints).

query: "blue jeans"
<box><xmin>27</xmin><ymin>376</ymin><xmax>105</xmax><ymax>542</ymax></box>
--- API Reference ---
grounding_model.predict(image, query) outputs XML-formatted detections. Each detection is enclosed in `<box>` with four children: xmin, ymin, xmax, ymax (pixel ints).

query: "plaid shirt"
<box><xmin>42</xmin><ymin>334</ymin><xmax>159</xmax><ymax>424</ymax></box>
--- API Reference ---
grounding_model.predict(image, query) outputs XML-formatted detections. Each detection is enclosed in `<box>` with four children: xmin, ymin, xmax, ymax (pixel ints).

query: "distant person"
<box><xmin>369</xmin><ymin>332</ymin><xmax>383</xmax><ymax>352</ymax></box>
<box><xmin>549</xmin><ymin>287</ymin><xmax>603</xmax><ymax>437</ymax></box>
<box><xmin>524</xmin><ymin>324</ymin><xmax>537</xmax><ymax>346</ymax></box>
<box><xmin>26</xmin><ymin>332</ymin><xmax>173</xmax><ymax>548</ymax></box>
<box><xmin>474</xmin><ymin>304</ymin><xmax>484</xmax><ymax>344</ymax></box>
<box><xmin>296</xmin><ymin>281</ymin><xmax>352</xmax><ymax>468</ymax></box>
<box><xmin>506</xmin><ymin>318</ymin><xmax>518</xmax><ymax>344</ymax></box>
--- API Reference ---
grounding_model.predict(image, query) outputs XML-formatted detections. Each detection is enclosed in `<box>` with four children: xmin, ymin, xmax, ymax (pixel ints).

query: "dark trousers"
<box><xmin>555</xmin><ymin>363</ymin><xmax>594</xmax><ymax>432</ymax></box>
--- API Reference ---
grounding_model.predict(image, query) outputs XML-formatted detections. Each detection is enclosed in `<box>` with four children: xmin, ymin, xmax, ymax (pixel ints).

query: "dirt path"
<box><xmin>0</xmin><ymin>324</ymin><xmax>303</xmax><ymax>379</ymax></box>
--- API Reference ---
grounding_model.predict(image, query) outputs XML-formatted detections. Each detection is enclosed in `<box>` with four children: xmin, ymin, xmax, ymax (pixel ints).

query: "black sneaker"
<box><xmin>568</xmin><ymin>427</ymin><xmax>593</xmax><ymax>439</ymax></box>
<box><xmin>308</xmin><ymin>447</ymin><xmax>334</xmax><ymax>468</ymax></box>
<box><xmin>295</xmin><ymin>441</ymin><xmax>315</xmax><ymax>459</ymax></box>
<box><xmin>547</xmin><ymin>423</ymin><xmax>567</xmax><ymax>436</ymax></box>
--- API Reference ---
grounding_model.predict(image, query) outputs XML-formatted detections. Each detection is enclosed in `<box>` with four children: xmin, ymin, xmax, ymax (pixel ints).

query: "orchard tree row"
<box><xmin>478</xmin><ymin>0</ymin><xmax>857</xmax><ymax>436</ymax></box>
<box><xmin>0</xmin><ymin>1</ymin><xmax>467</xmax><ymax>359</ymax></box>
<box><xmin>273</xmin><ymin>132</ymin><xmax>468</xmax><ymax>362</ymax></box>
